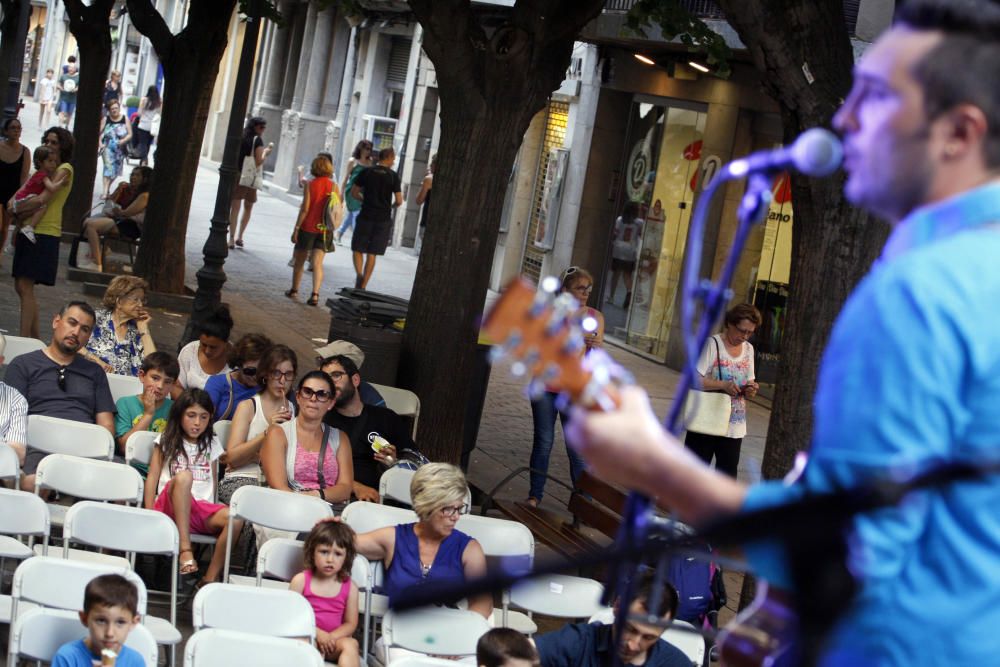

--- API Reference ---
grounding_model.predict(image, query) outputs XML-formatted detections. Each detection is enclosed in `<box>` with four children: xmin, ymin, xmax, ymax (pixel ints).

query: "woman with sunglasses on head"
<box><xmin>203</xmin><ymin>333</ymin><xmax>272</xmax><ymax>422</ymax></box>
<box><xmin>526</xmin><ymin>266</ymin><xmax>605</xmax><ymax>508</ymax></box>
<box><xmin>683</xmin><ymin>303</ymin><xmax>761</xmax><ymax>478</ymax></box>
<box><xmin>219</xmin><ymin>344</ymin><xmax>298</xmax><ymax>504</ymax></box>
<box><xmin>82</xmin><ymin>275</ymin><xmax>156</xmax><ymax>375</ymax></box>
<box><xmin>261</xmin><ymin>370</ymin><xmax>353</xmax><ymax>504</ymax></box>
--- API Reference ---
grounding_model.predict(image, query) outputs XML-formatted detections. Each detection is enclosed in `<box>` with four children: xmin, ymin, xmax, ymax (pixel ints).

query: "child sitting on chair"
<box><xmin>290</xmin><ymin>520</ymin><xmax>361</xmax><ymax>666</ymax></box>
<box><xmin>8</xmin><ymin>145</ymin><xmax>61</xmax><ymax>243</ymax></box>
<box><xmin>51</xmin><ymin>574</ymin><xmax>144</xmax><ymax>667</ymax></box>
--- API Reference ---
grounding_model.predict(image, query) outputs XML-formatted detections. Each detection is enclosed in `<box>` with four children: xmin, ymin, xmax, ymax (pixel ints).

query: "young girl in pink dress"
<box><xmin>290</xmin><ymin>521</ymin><xmax>360</xmax><ymax>666</ymax></box>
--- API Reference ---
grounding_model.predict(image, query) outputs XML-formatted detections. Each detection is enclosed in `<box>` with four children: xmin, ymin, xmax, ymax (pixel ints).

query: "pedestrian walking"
<box><xmin>334</xmin><ymin>140</ymin><xmax>373</xmax><ymax>244</ymax></box>
<box><xmin>229</xmin><ymin>117</ymin><xmax>271</xmax><ymax>249</ymax></box>
<box><xmin>349</xmin><ymin>147</ymin><xmax>401</xmax><ymax>290</ymax></box>
<box><xmin>37</xmin><ymin>69</ymin><xmax>56</xmax><ymax>129</ymax></box>
<box><xmin>287</xmin><ymin>155</ymin><xmax>338</xmax><ymax>306</ymax></box>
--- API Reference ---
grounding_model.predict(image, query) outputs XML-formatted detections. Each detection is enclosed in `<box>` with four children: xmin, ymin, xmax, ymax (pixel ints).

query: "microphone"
<box><xmin>725</xmin><ymin>127</ymin><xmax>842</xmax><ymax>178</ymax></box>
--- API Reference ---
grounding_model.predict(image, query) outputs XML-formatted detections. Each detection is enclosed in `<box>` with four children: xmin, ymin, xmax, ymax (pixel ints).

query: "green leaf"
<box><xmin>626</xmin><ymin>0</ymin><xmax>733</xmax><ymax>79</ymax></box>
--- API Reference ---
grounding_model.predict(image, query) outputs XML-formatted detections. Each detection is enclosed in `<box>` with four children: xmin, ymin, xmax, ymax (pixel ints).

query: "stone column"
<box><xmin>290</xmin><ymin>1</ymin><xmax>319</xmax><ymax>111</ymax></box>
<box><xmin>279</xmin><ymin>3</ymin><xmax>307</xmax><ymax>109</ymax></box>
<box><xmin>258</xmin><ymin>2</ymin><xmax>292</xmax><ymax>106</ymax></box>
<box><xmin>300</xmin><ymin>5</ymin><xmax>335</xmax><ymax>117</ymax></box>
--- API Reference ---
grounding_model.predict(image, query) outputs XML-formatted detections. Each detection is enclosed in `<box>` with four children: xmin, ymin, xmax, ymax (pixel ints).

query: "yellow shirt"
<box><xmin>36</xmin><ymin>163</ymin><xmax>73</xmax><ymax>237</ymax></box>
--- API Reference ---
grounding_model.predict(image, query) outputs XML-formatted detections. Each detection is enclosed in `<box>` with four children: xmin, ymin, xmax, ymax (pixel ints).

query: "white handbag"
<box><xmin>238</xmin><ymin>154</ymin><xmax>262</xmax><ymax>189</ymax></box>
<box><xmin>682</xmin><ymin>337</ymin><xmax>733</xmax><ymax>437</ymax></box>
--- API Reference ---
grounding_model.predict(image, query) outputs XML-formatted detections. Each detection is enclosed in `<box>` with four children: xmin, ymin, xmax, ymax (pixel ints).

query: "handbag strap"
<box><xmin>316</xmin><ymin>423</ymin><xmax>330</xmax><ymax>491</ymax></box>
<box><xmin>713</xmin><ymin>336</ymin><xmax>725</xmax><ymax>381</ymax></box>
<box><xmin>220</xmin><ymin>372</ymin><xmax>236</xmax><ymax>421</ymax></box>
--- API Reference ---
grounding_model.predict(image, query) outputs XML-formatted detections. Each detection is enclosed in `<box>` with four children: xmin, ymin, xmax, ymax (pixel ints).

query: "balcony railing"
<box><xmin>604</xmin><ymin>0</ymin><xmax>726</xmax><ymax>20</ymax></box>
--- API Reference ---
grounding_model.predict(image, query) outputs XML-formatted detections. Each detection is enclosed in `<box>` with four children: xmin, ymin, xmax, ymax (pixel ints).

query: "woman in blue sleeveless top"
<box><xmin>355</xmin><ymin>463</ymin><xmax>491</xmax><ymax>618</ymax></box>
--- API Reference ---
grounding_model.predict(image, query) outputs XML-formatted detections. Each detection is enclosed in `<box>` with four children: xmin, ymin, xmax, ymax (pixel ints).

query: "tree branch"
<box><xmin>125</xmin><ymin>0</ymin><xmax>175</xmax><ymax>60</ymax></box>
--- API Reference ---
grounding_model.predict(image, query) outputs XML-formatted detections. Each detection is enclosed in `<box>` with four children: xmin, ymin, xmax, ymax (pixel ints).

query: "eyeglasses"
<box><xmin>121</xmin><ymin>294</ymin><xmax>147</xmax><ymax>306</ymax></box>
<box><xmin>270</xmin><ymin>370</ymin><xmax>295</xmax><ymax>382</ymax></box>
<box><xmin>241</xmin><ymin>366</ymin><xmax>258</xmax><ymax>377</ymax></box>
<box><xmin>328</xmin><ymin>370</ymin><xmax>348</xmax><ymax>380</ymax></box>
<box><xmin>299</xmin><ymin>386</ymin><xmax>333</xmax><ymax>402</ymax></box>
<box><xmin>57</xmin><ymin>366</ymin><xmax>67</xmax><ymax>391</ymax></box>
<box><xmin>731</xmin><ymin>325</ymin><xmax>755</xmax><ymax>337</ymax></box>
<box><xmin>572</xmin><ymin>284</ymin><xmax>594</xmax><ymax>294</ymax></box>
<box><xmin>439</xmin><ymin>504</ymin><xmax>469</xmax><ymax>518</ymax></box>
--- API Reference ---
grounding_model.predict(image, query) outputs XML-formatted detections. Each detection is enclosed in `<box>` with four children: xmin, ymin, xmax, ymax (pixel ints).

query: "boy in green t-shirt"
<box><xmin>115</xmin><ymin>351</ymin><xmax>179</xmax><ymax>476</ymax></box>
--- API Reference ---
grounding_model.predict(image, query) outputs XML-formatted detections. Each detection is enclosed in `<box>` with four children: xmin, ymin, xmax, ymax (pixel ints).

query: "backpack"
<box><xmin>321</xmin><ymin>187</ymin><xmax>345</xmax><ymax>252</ymax></box>
<box><xmin>666</xmin><ymin>540</ymin><xmax>725</xmax><ymax>626</ymax></box>
<box><xmin>344</xmin><ymin>165</ymin><xmax>365</xmax><ymax>212</ymax></box>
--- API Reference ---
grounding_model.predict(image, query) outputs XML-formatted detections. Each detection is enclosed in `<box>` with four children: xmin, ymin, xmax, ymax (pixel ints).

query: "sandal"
<box><xmin>285</xmin><ymin>289</ymin><xmax>298</xmax><ymax>300</ymax></box>
<box><xmin>524</xmin><ymin>497</ymin><xmax>539</xmax><ymax>508</ymax></box>
<box><xmin>307</xmin><ymin>293</ymin><xmax>320</xmax><ymax>306</ymax></box>
<box><xmin>179</xmin><ymin>547</ymin><xmax>198</xmax><ymax>576</ymax></box>
<box><xmin>235</xmin><ymin>239</ymin><xmax>244</xmax><ymax>248</ymax></box>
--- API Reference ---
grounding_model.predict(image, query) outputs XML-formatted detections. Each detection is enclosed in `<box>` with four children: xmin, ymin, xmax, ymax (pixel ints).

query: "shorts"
<box><xmin>294</xmin><ymin>230</ymin><xmax>326</xmax><ymax>252</ymax></box>
<box><xmin>57</xmin><ymin>100</ymin><xmax>76</xmax><ymax>115</ymax></box>
<box><xmin>351</xmin><ymin>217</ymin><xmax>392</xmax><ymax>255</ymax></box>
<box><xmin>12</xmin><ymin>232</ymin><xmax>59</xmax><ymax>285</ymax></box>
<box><xmin>232</xmin><ymin>185</ymin><xmax>258</xmax><ymax>203</ymax></box>
<box><xmin>154</xmin><ymin>480</ymin><xmax>227</xmax><ymax>535</ymax></box>
<box><xmin>611</xmin><ymin>257</ymin><xmax>637</xmax><ymax>273</ymax></box>
<box><xmin>217</xmin><ymin>474</ymin><xmax>260</xmax><ymax>506</ymax></box>
<box><xmin>116</xmin><ymin>218</ymin><xmax>142</xmax><ymax>241</ymax></box>
<box><xmin>22</xmin><ymin>447</ymin><xmax>46</xmax><ymax>475</ymax></box>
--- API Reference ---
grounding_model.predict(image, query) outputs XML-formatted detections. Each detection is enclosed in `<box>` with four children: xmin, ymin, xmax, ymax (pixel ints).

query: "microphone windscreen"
<box><xmin>792</xmin><ymin>128</ymin><xmax>843</xmax><ymax>177</ymax></box>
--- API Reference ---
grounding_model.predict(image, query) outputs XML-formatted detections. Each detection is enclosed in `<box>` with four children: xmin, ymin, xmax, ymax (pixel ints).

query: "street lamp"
<box><xmin>180</xmin><ymin>0</ymin><xmax>264</xmax><ymax>345</ymax></box>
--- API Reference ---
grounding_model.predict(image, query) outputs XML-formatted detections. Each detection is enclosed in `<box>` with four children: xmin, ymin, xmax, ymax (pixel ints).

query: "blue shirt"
<box><xmin>383</xmin><ymin>523</ymin><xmax>472</xmax><ymax>606</ymax></box>
<box><xmin>743</xmin><ymin>182</ymin><xmax>1000</xmax><ymax>666</ymax></box>
<box><xmin>534</xmin><ymin>621</ymin><xmax>690</xmax><ymax>667</ymax></box>
<box><xmin>51</xmin><ymin>639</ymin><xmax>144</xmax><ymax>667</ymax></box>
<box><xmin>203</xmin><ymin>372</ymin><xmax>258</xmax><ymax>421</ymax></box>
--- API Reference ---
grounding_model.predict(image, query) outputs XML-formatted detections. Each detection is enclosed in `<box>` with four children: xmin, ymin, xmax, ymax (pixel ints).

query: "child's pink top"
<box><xmin>15</xmin><ymin>171</ymin><xmax>47</xmax><ymax>200</ymax></box>
<box><xmin>302</xmin><ymin>569</ymin><xmax>351</xmax><ymax>632</ymax></box>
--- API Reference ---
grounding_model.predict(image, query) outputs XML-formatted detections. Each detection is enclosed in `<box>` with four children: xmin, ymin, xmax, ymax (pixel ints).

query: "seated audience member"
<box><xmin>0</xmin><ymin>333</ymin><xmax>29</xmax><ymax>467</ymax></box>
<box><xmin>220</xmin><ymin>344</ymin><xmax>297</xmax><ymax>504</ymax></box>
<box><xmin>204</xmin><ymin>332</ymin><xmax>271</xmax><ymax>421</ymax></box>
<box><xmin>115</xmin><ymin>351</ymin><xmax>179</xmax><ymax>471</ymax></box>
<box><xmin>82</xmin><ymin>275</ymin><xmax>156</xmax><ymax>375</ymax></box>
<box><xmin>51</xmin><ymin>574</ymin><xmax>144</xmax><ymax>667</ymax></box>
<box><xmin>261</xmin><ymin>370</ymin><xmax>353</xmax><ymax>502</ymax></box>
<box><xmin>5</xmin><ymin>301</ymin><xmax>115</xmax><ymax>492</ymax></box>
<box><xmin>321</xmin><ymin>353</ymin><xmax>414</xmax><ymax>502</ymax></box>
<box><xmin>533</xmin><ymin>571</ymin><xmax>688</xmax><ymax>667</ymax></box>
<box><xmin>175</xmin><ymin>304</ymin><xmax>233</xmax><ymax>395</ymax></box>
<box><xmin>316</xmin><ymin>340</ymin><xmax>384</xmax><ymax>407</ymax></box>
<box><xmin>478</xmin><ymin>628</ymin><xmax>540</xmax><ymax>667</ymax></box>
<box><xmin>355</xmin><ymin>463</ymin><xmax>489</xmax><ymax>664</ymax></box>
<box><xmin>79</xmin><ymin>165</ymin><xmax>152</xmax><ymax>272</ymax></box>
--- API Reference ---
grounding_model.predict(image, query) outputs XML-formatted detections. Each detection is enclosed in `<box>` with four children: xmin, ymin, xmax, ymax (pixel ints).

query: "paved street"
<box><xmin>1</xmin><ymin>100</ymin><xmax>770</xmax><ymax>622</ymax></box>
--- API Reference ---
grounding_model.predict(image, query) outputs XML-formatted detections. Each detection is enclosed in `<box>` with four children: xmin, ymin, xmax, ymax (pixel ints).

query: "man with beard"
<box><xmin>321</xmin><ymin>353</ymin><xmax>415</xmax><ymax>502</ymax></box>
<box><xmin>533</xmin><ymin>571</ymin><xmax>688</xmax><ymax>667</ymax></box>
<box><xmin>6</xmin><ymin>301</ymin><xmax>115</xmax><ymax>492</ymax></box>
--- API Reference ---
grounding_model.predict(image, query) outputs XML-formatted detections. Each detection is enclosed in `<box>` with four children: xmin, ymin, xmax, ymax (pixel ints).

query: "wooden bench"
<box><xmin>480</xmin><ymin>469</ymin><xmax>627</xmax><ymax>566</ymax></box>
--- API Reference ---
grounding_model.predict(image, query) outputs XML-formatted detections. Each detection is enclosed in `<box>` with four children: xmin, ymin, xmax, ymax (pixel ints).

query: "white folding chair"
<box><xmin>107</xmin><ymin>373</ymin><xmax>143</xmax><ymax>404</ymax></box>
<box><xmin>589</xmin><ymin>608</ymin><xmax>706</xmax><ymax>666</ymax></box>
<box><xmin>34</xmin><ymin>454</ymin><xmax>144</xmax><ymax>529</ymax></box>
<box><xmin>0</xmin><ymin>488</ymin><xmax>50</xmax><ymax>628</ymax></box>
<box><xmin>183</xmin><ymin>628</ymin><xmax>325</xmax><ymax>667</ymax></box>
<box><xmin>0</xmin><ymin>441</ymin><xmax>20</xmax><ymax>489</ymax></box>
<box><xmin>62</xmin><ymin>502</ymin><xmax>182</xmax><ymax>659</ymax></box>
<box><xmin>213</xmin><ymin>420</ymin><xmax>232</xmax><ymax>450</ymax></box>
<box><xmin>192</xmin><ymin>582</ymin><xmax>316</xmax><ymax>640</ymax></box>
<box><xmin>510</xmin><ymin>573</ymin><xmax>608</xmax><ymax>621</ymax></box>
<box><xmin>455</xmin><ymin>513</ymin><xmax>537</xmax><ymax>634</ymax></box>
<box><xmin>379</xmin><ymin>467</ymin><xmax>416</xmax><ymax>506</ymax></box>
<box><xmin>222</xmin><ymin>485</ymin><xmax>334</xmax><ymax>584</ymax></box>
<box><xmin>27</xmin><ymin>414</ymin><xmax>115</xmax><ymax>461</ymax></box>
<box><xmin>0</xmin><ymin>335</ymin><xmax>44</xmax><ymax>364</ymax></box>
<box><xmin>386</xmin><ymin>657</ymin><xmax>463</xmax><ymax>667</ymax></box>
<box><xmin>368</xmin><ymin>383</ymin><xmax>421</xmax><ymax>439</ymax></box>
<box><xmin>382</xmin><ymin>607</ymin><xmax>490</xmax><ymax>658</ymax></box>
<box><xmin>7</xmin><ymin>607</ymin><xmax>159</xmax><ymax>667</ymax></box>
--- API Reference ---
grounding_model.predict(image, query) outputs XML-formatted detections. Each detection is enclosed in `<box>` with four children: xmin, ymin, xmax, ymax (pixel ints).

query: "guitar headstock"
<box><xmin>483</xmin><ymin>277</ymin><xmax>629</xmax><ymax>412</ymax></box>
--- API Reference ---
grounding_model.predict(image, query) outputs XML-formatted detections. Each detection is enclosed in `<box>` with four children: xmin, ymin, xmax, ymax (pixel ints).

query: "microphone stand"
<box><xmin>604</xmin><ymin>169</ymin><xmax>776</xmax><ymax>662</ymax></box>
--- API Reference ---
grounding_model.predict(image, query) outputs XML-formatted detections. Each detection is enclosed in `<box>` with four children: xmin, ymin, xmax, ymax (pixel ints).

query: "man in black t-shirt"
<box><xmin>321</xmin><ymin>354</ymin><xmax>415</xmax><ymax>502</ymax></box>
<box><xmin>350</xmin><ymin>147</ymin><xmax>402</xmax><ymax>290</ymax></box>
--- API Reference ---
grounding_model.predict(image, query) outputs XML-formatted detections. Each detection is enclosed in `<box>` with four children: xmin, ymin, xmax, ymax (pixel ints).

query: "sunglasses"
<box><xmin>241</xmin><ymin>366</ymin><xmax>258</xmax><ymax>377</ymax></box>
<box><xmin>299</xmin><ymin>386</ymin><xmax>332</xmax><ymax>402</ymax></box>
<box><xmin>57</xmin><ymin>366</ymin><xmax>67</xmax><ymax>391</ymax></box>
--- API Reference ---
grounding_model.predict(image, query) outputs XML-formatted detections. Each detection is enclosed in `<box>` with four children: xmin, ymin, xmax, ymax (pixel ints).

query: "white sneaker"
<box><xmin>19</xmin><ymin>227</ymin><xmax>36</xmax><ymax>243</ymax></box>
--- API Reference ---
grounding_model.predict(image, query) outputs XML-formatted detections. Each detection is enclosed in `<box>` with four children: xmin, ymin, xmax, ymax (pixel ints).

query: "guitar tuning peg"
<box><xmin>510</xmin><ymin>361</ymin><xmax>528</xmax><ymax>378</ymax></box>
<box><xmin>540</xmin><ymin>276</ymin><xmax>560</xmax><ymax>294</ymax></box>
<box><xmin>562</xmin><ymin>332</ymin><xmax>584</xmax><ymax>355</ymax></box>
<box><xmin>540</xmin><ymin>363</ymin><xmax>560</xmax><ymax>382</ymax></box>
<box><xmin>522</xmin><ymin>350</ymin><xmax>540</xmax><ymax>368</ymax></box>
<box><xmin>526</xmin><ymin>378</ymin><xmax>546</xmax><ymax>400</ymax></box>
<box><xmin>487</xmin><ymin>345</ymin><xmax>506</xmax><ymax>364</ymax></box>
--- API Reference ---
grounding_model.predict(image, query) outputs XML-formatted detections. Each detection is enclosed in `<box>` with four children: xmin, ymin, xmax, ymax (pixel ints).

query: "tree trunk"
<box><xmin>399</xmin><ymin>0</ymin><xmax>605</xmax><ymax>462</ymax></box>
<box><xmin>0</xmin><ymin>0</ymin><xmax>27</xmax><ymax>118</ymax></box>
<box><xmin>127</xmin><ymin>0</ymin><xmax>237</xmax><ymax>294</ymax></box>
<box><xmin>62</xmin><ymin>0</ymin><xmax>115</xmax><ymax>234</ymax></box>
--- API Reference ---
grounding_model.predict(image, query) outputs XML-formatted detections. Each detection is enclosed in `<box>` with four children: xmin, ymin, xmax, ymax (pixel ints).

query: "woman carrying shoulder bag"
<box><xmin>684</xmin><ymin>303</ymin><xmax>761</xmax><ymax>478</ymax></box>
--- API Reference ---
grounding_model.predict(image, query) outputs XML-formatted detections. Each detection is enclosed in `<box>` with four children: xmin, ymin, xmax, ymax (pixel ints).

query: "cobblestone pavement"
<box><xmin>1</xmin><ymin>99</ymin><xmax>770</xmax><ymax>633</ymax></box>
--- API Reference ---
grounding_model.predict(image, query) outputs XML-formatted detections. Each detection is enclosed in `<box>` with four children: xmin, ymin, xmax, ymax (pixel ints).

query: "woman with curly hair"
<box><xmin>82</xmin><ymin>275</ymin><xmax>156</xmax><ymax>375</ymax></box>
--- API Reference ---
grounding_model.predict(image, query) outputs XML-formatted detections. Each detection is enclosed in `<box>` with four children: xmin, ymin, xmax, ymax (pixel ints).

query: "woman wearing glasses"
<box><xmin>354</xmin><ymin>463</ymin><xmax>491</xmax><ymax>637</ymax></box>
<box><xmin>684</xmin><ymin>303</ymin><xmax>762</xmax><ymax>478</ymax></box>
<box><xmin>218</xmin><ymin>344</ymin><xmax>296</xmax><ymax>504</ymax></box>
<box><xmin>261</xmin><ymin>370</ymin><xmax>354</xmax><ymax>505</ymax></box>
<box><xmin>203</xmin><ymin>333</ymin><xmax>272</xmax><ymax>421</ymax></box>
<box><xmin>526</xmin><ymin>266</ymin><xmax>605</xmax><ymax>508</ymax></box>
<box><xmin>82</xmin><ymin>275</ymin><xmax>157</xmax><ymax>375</ymax></box>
